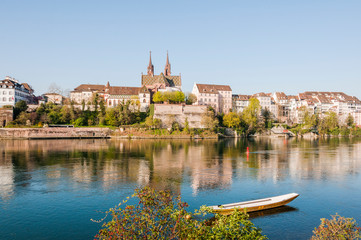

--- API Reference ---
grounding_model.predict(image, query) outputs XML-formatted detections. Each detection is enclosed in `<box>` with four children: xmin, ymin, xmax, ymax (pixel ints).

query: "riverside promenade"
<box><xmin>0</xmin><ymin>127</ymin><xmax>111</xmax><ymax>139</ymax></box>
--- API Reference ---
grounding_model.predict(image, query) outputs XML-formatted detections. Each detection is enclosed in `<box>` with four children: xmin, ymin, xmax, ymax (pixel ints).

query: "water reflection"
<box><xmin>1</xmin><ymin>137</ymin><xmax>361</xmax><ymax>202</ymax></box>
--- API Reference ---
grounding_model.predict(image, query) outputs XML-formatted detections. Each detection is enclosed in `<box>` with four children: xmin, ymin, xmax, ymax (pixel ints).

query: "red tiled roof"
<box><xmin>196</xmin><ymin>84</ymin><xmax>232</xmax><ymax>93</ymax></box>
<box><xmin>108</xmin><ymin>86</ymin><xmax>141</xmax><ymax>95</ymax></box>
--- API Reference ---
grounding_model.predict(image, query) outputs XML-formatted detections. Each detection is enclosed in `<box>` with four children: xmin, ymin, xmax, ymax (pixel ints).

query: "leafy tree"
<box><xmin>346</xmin><ymin>114</ymin><xmax>354</xmax><ymax>127</ymax></box>
<box><xmin>93</xmin><ymin>187</ymin><xmax>267</xmax><ymax>240</ymax></box>
<box><xmin>312</xmin><ymin>214</ymin><xmax>360</xmax><ymax>240</ymax></box>
<box><xmin>223</xmin><ymin>112</ymin><xmax>241</xmax><ymax>129</ymax></box>
<box><xmin>152</xmin><ymin>91</ymin><xmax>164</xmax><ymax>103</ymax></box>
<box><xmin>145</xmin><ymin>116</ymin><xmax>154</xmax><ymax>129</ymax></box>
<box><xmin>14</xmin><ymin>100</ymin><xmax>28</xmax><ymax>119</ymax></box>
<box><xmin>202</xmin><ymin>108</ymin><xmax>219</xmax><ymax>131</ymax></box>
<box><xmin>242</xmin><ymin>98</ymin><xmax>261</xmax><ymax>131</ymax></box>
<box><xmin>183</xmin><ymin>117</ymin><xmax>190</xmax><ymax>133</ymax></box>
<box><xmin>153</xmin><ymin>118</ymin><xmax>162</xmax><ymax>129</ymax></box>
<box><xmin>186</xmin><ymin>93</ymin><xmax>197</xmax><ymax>105</ymax></box>
<box><xmin>319</xmin><ymin>111</ymin><xmax>339</xmax><ymax>134</ymax></box>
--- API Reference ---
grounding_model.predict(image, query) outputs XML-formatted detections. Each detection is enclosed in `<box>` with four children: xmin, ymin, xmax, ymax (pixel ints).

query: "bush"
<box><xmin>312</xmin><ymin>214</ymin><xmax>360</xmax><ymax>240</ymax></box>
<box><xmin>93</xmin><ymin>187</ymin><xmax>267</xmax><ymax>240</ymax></box>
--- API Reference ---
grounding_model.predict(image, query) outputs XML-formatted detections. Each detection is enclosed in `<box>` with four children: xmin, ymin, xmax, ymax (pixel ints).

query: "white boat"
<box><xmin>208</xmin><ymin>193</ymin><xmax>299</xmax><ymax>215</ymax></box>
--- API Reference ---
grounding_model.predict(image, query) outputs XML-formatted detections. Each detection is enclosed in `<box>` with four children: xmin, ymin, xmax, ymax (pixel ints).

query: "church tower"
<box><xmin>164</xmin><ymin>51</ymin><xmax>171</xmax><ymax>76</ymax></box>
<box><xmin>147</xmin><ymin>51</ymin><xmax>154</xmax><ymax>76</ymax></box>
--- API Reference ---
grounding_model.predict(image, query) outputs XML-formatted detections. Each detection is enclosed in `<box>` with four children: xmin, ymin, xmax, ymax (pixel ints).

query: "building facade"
<box><xmin>0</xmin><ymin>76</ymin><xmax>34</xmax><ymax>107</ymax></box>
<box><xmin>192</xmin><ymin>83</ymin><xmax>232</xmax><ymax>114</ymax></box>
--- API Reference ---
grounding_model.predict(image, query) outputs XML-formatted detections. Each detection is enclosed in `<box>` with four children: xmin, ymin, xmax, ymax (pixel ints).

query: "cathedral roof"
<box><xmin>141</xmin><ymin>73</ymin><xmax>181</xmax><ymax>87</ymax></box>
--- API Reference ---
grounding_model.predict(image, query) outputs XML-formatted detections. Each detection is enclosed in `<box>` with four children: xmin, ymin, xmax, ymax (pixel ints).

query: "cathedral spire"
<box><xmin>147</xmin><ymin>51</ymin><xmax>154</xmax><ymax>76</ymax></box>
<box><xmin>164</xmin><ymin>51</ymin><xmax>171</xmax><ymax>76</ymax></box>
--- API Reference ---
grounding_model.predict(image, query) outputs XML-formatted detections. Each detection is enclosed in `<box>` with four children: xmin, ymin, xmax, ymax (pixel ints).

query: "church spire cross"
<box><xmin>147</xmin><ymin>51</ymin><xmax>154</xmax><ymax>76</ymax></box>
<box><xmin>164</xmin><ymin>51</ymin><xmax>171</xmax><ymax>76</ymax></box>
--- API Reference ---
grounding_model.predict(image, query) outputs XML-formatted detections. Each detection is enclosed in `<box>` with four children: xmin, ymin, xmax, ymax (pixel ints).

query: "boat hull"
<box><xmin>209</xmin><ymin>193</ymin><xmax>299</xmax><ymax>215</ymax></box>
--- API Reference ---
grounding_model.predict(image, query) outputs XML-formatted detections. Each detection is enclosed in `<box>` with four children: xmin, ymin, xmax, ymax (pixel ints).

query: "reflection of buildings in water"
<box><xmin>72</xmin><ymin>161</ymin><xmax>93</xmax><ymax>184</ymax></box>
<box><xmin>185</xmin><ymin>142</ymin><xmax>233</xmax><ymax>196</ymax></box>
<box><xmin>0</xmin><ymin>164</ymin><xmax>15</xmax><ymax>201</ymax></box>
<box><xmin>138</xmin><ymin>160</ymin><xmax>150</xmax><ymax>186</ymax></box>
<box><xmin>247</xmin><ymin>138</ymin><xmax>361</xmax><ymax>182</ymax></box>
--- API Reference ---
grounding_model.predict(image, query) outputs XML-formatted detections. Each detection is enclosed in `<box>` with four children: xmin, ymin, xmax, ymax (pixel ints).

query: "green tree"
<box><xmin>312</xmin><ymin>214</ymin><xmax>360</xmax><ymax>240</ymax></box>
<box><xmin>242</xmin><ymin>98</ymin><xmax>261</xmax><ymax>132</ymax></box>
<box><xmin>223</xmin><ymin>112</ymin><xmax>241</xmax><ymax>129</ymax></box>
<box><xmin>346</xmin><ymin>114</ymin><xmax>354</xmax><ymax>127</ymax></box>
<box><xmin>186</xmin><ymin>93</ymin><xmax>197</xmax><ymax>105</ymax></box>
<box><xmin>93</xmin><ymin>187</ymin><xmax>267</xmax><ymax>240</ymax></box>
<box><xmin>318</xmin><ymin>111</ymin><xmax>339</xmax><ymax>135</ymax></box>
<box><xmin>14</xmin><ymin>100</ymin><xmax>28</xmax><ymax>119</ymax></box>
<box><xmin>145</xmin><ymin>116</ymin><xmax>154</xmax><ymax>129</ymax></box>
<box><xmin>152</xmin><ymin>91</ymin><xmax>164</xmax><ymax>103</ymax></box>
<box><xmin>201</xmin><ymin>108</ymin><xmax>219</xmax><ymax>131</ymax></box>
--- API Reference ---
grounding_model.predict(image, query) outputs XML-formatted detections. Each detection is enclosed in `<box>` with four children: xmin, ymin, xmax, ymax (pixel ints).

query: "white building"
<box><xmin>70</xmin><ymin>84</ymin><xmax>105</xmax><ymax>104</ymax></box>
<box><xmin>192</xmin><ymin>83</ymin><xmax>232</xmax><ymax>114</ymax></box>
<box><xmin>0</xmin><ymin>76</ymin><xmax>34</xmax><ymax>107</ymax></box>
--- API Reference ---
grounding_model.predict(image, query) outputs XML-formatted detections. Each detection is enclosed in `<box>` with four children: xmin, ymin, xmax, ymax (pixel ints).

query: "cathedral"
<box><xmin>141</xmin><ymin>51</ymin><xmax>182</xmax><ymax>93</ymax></box>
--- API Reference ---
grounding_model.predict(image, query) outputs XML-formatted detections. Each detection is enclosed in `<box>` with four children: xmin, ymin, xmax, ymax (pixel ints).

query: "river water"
<box><xmin>1</xmin><ymin>138</ymin><xmax>361</xmax><ymax>239</ymax></box>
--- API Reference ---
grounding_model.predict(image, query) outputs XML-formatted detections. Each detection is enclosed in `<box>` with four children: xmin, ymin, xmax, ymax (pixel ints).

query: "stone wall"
<box><xmin>0</xmin><ymin>127</ymin><xmax>111</xmax><ymax>139</ymax></box>
<box><xmin>0</xmin><ymin>109</ymin><xmax>13</xmax><ymax>127</ymax></box>
<box><xmin>153</xmin><ymin>104</ymin><xmax>207</xmax><ymax>128</ymax></box>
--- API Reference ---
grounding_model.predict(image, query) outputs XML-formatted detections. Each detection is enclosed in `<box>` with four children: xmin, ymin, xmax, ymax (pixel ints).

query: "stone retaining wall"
<box><xmin>0</xmin><ymin>127</ymin><xmax>111</xmax><ymax>139</ymax></box>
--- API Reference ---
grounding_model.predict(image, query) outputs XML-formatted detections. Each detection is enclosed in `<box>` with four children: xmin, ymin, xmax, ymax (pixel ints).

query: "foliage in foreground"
<box><xmin>312</xmin><ymin>213</ymin><xmax>361</xmax><ymax>240</ymax></box>
<box><xmin>93</xmin><ymin>187</ymin><xmax>267</xmax><ymax>240</ymax></box>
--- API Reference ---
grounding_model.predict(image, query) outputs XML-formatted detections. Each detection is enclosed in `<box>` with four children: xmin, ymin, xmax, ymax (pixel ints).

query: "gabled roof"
<box><xmin>233</xmin><ymin>94</ymin><xmax>251</xmax><ymax>101</ymax></box>
<box><xmin>22</xmin><ymin>83</ymin><xmax>33</xmax><ymax>92</ymax></box>
<box><xmin>73</xmin><ymin>84</ymin><xmax>105</xmax><ymax>92</ymax></box>
<box><xmin>195</xmin><ymin>84</ymin><xmax>231</xmax><ymax>94</ymax></box>
<box><xmin>108</xmin><ymin>86</ymin><xmax>141</xmax><ymax>95</ymax></box>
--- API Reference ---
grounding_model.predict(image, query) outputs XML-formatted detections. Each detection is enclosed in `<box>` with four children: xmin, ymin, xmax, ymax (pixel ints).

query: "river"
<box><xmin>1</xmin><ymin>138</ymin><xmax>361</xmax><ymax>239</ymax></box>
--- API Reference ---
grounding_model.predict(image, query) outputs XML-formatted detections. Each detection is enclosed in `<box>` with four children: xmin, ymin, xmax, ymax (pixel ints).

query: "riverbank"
<box><xmin>1</xmin><ymin>127</ymin><xmax>360</xmax><ymax>139</ymax></box>
<box><xmin>0</xmin><ymin>127</ymin><xmax>111</xmax><ymax>139</ymax></box>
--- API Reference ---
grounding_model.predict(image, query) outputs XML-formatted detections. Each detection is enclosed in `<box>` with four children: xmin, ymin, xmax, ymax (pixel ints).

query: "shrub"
<box><xmin>312</xmin><ymin>214</ymin><xmax>361</xmax><ymax>240</ymax></box>
<box><xmin>93</xmin><ymin>187</ymin><xmax>267</xmax><ymax>240</ymax></box>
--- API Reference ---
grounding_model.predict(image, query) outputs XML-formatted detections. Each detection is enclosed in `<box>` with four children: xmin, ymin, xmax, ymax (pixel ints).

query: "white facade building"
<box><xmin>0</xmin><ymin>76</ymin><xmax>34</xmax><ymax>107</ymax></box>
<box><xmin>192</xmin><ymin>83</ymin><xmax>232</xmax><ymax>114</ymax></box>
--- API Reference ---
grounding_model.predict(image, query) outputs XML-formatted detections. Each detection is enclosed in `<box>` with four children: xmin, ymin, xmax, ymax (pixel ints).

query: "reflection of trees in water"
<box><xmin>1</xmin><ymin>138</ymin><xmax>361</xmax><ymax>199</ymax></box>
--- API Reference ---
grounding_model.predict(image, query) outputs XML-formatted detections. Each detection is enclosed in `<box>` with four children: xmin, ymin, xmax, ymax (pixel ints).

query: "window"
<box><xmin>2</xmin><ymin>97</ymin><xmax>5</xmax><ymax>101</ymax></box>
<box><xmin>143</xmin><ymin>94</ymin><xmax>146</xmax><ymax>97</ymax></box>
<box><xmin>143</xmin><ymin>99</ymin><xmax>146</xmax><ymax>103</ymax></box>
<box><xmin>3</xmin><ymin>91</ymin><xmax>6</xmax><ymax>95</ymax></box>
<box><xmin>9</xmin><ymin>97</ymin><xmax>12</xmax><ymax>102</ymax></box>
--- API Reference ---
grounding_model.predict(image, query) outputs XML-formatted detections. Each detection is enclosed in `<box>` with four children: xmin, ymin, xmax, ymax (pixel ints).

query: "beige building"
<box><xmin>153</xmin><ymin>104</ymin><xmax>207</xmax><ymax>128</ymax></box>
<box><xmin>192</xmin><ymin>83</ymin><xmax>232</xmax><ymax>114</ymax></box>
<box><xmin>43</xmin><ymin>93</ymin><xmax>64</xmax><ymax>104</ymax></box>
<box><xmin>70</xmin><ymin>84</ymin><xmax>105</xmax><ymax>104</ymax></box>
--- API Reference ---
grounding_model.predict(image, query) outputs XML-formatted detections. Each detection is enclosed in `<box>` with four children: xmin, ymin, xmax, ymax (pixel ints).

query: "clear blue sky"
<box><xmin>1</xmin><ymin>0</ymin><xmax>360</xmax><ymax>98</ymax></box>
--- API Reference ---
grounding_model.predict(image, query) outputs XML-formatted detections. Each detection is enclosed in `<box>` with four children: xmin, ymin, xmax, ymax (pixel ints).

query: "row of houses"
<box><xmin>2</xmin><ymin>53</ymin><xmax>361</xmax><ymax>127</ymax></box>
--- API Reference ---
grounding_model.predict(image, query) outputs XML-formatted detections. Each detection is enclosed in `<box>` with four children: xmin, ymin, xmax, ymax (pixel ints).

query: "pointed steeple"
<box><xmin>164</xmin><ymin>51</ymin><xmax>171</xmax><ymax>76</ymax></box>
<box><xmin>147</xmin><ymin>51</ymin><xmax>154</xmax><ymax>76</ymax></box>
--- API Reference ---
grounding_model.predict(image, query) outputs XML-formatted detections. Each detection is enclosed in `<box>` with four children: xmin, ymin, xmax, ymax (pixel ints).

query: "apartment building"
<box><xmin>192</xmin><ymin>83</ymin><xmax>232</xmax><ymax>114</ymax></box>
<box><xmin>0</xmin><ymin>76</ymin><xmax>34</xmax><ymax>107</ymax></box>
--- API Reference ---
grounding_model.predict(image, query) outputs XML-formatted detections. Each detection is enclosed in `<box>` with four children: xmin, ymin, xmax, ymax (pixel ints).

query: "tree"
<box><xmin>186</xmin><ymin>93</ymin><xmax>197</xmax><ymax>105</ymax></box>
<box><xmin>261</xmin><ymin>108</ymin><xmax>273</xmax><ymax>129</ymax></box>
<box><xmin>346</xmin><ymin>114</ymin><xmax>354</xmax><ymax>127</ymax></box>
<box><xmin>14</xmin><ymin>100</ymin><xmax>28</xmax><ymax>119</ymax></box>
<box><xmin>152</xmin><ymin>91</ymin><xmax>164</xmax><ymax>103</ymax></box>
<box><xmin>242</xmin><ymin>98</ymin><xmax>261</xmax><ymax>129</ymax></box>
<box><xmin>145</xmin><ymin>116</ymin><xmax>154</xmax><ymax>129</ymax></box>
<box><xmin>312</xmin><ymin>214</ymin><xmax>360</xmax><ymax>240</ymax></box>
<box><xmin>223</xmin><ymin>112</ymin><xmax>241</xmax><ymax>129</ymax></box>
<box><xmin>201</xmin><ymin>109</ymin><xmax>219</xmax><ymax>130</ymax></box>
<box><xmin>93</xmin><ymin>187</ymin><xmax>267</xmax><ymax>240</ymax></box>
